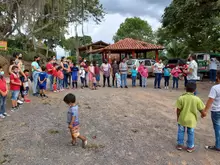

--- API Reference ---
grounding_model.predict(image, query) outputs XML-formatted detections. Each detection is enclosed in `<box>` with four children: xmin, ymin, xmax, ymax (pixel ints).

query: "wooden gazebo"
<box><xmin>87</xmin><ymin>38</ymin><xmax>164</xmax><ymax>62</ymax></box>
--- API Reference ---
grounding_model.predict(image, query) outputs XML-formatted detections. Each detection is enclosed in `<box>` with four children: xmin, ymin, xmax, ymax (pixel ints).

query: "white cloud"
<box><xmin>66</xmin><ymin>13</ymin><xmax>162</xmax><ymax>44</ymax></box>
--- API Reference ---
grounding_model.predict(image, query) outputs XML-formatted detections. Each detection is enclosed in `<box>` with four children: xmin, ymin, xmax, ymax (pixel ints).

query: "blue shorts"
<box><xmin>72</xmin><ymin>76</ymin><xmax>78</xmax><ymax>81</ymax></box>
<box><xmin>11</xmin><ymin>90</ymin><xmax>20</xmax><ymax>100</ymax></box>
<box><xmin>39</xmin><ymin>84</ymin><xmax>46</xmax><ymax>90</ymax></box>
<box><xmin>96</xmin><ymin>75</ymin><xmax>100</xmax><ymax>81</ymax></box>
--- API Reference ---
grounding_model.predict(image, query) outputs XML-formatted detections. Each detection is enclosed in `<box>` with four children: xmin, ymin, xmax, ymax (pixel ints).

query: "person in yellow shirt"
<box><xmin>176</xmin><ymin>82</ymin><xmax>206</xmax><ymax>153</ymax></box>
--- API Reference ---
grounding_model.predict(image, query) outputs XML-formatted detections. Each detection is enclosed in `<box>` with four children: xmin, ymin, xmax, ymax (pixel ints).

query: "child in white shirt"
<box><xmin>79</xmin><ymin>67</ymin><xmax>85</xmax><ymax>89</ymax></box>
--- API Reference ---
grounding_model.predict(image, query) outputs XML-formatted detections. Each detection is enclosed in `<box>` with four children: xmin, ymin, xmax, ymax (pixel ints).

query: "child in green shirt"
<box><xmin>176</xmin><ymin>82</ymin><xmax>205</xmax><ymax>153</ymax></box>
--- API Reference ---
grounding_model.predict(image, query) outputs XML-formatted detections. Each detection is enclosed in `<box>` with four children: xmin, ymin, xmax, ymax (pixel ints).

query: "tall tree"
<box><xmin>161</xmin><ymin>0</ymin><xmax>220</xmax><ymax>52</ymax></box>
<box><xmin>113</xmin><ymin>17</ymin><xmax>154</xmax><ymax>43</ymax></box>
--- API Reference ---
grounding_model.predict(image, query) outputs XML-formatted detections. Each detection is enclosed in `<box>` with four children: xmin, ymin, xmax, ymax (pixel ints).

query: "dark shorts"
<box><xmin>72</xmin><ymin>76</ymin><xmax>78</xmax><ymax>81</ymax></box>
<box><xmin>39</xmin><ymin>84</ymin><xmax>46</xmax><ymax>90</ymax></box>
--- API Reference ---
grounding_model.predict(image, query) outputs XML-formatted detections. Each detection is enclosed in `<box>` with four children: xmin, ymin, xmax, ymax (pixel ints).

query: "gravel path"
<box><xmin>0</xmin><ymin>78</ymin><xmax>219</xmax><ymax>165</ymax></box>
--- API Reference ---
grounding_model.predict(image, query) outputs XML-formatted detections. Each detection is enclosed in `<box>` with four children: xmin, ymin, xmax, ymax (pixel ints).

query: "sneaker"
<box><xmin>11</xmin><ymin>107</ymin><xmax>16</xmax><ymax>112</ymax></box>
<box><xmin>176</xmin><ymin>145</ymin><xmax>184</xmax><ymax>150</ymax></box>
<box><xmin>0</xmin><ymin>114</ymin><xmax>5</xmax><ymax>119</ymax></box>
<box><xmin>17</xmin><ymin>100</ymin><xmax>23</xmax><ymax>105</ymax></box>
<box><xmin>3</xmin><ymin>113</ymin><xmax>10</xmax><ymax>117</ymax></box>
<box><xmin>205</xmin><ymin>146</ymin><xmax>220</xmax><ymax>152</ymax></box>
<box><xmin>53</xmin><ymin>90</ymin><xmax>57</xmax><ymax>93</ymax></box>
<box><xmin>24</xmin><ymin>99</ymin><xmax>31</xmax><ymax>103</ymax></box>
<box><xmin>82</xmin><ymin>140</ymin><xmax>88</xmax><ymax>149</ymax></box>
<box><xmin>187</xmin><ymin>147</ymin><xmax>195</xmax><ymax>153</ymax></box>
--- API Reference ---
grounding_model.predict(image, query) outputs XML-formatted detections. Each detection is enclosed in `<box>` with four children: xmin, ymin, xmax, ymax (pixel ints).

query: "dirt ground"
<box><xmin>0</xmin><ymin>78</ymin><xmax>219</xmax><ymax>165</ymax></box>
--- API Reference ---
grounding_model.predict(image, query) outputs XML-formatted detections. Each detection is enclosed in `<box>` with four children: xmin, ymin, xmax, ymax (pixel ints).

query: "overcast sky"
<box><xmin>66</xmin><ymin>0</ymin><xmax>172</xmax><ymax>44</ymax></box>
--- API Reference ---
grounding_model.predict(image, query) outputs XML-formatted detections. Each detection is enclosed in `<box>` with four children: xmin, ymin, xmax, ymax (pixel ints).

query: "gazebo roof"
<box><xmin>103</xmin><ymin>38</ymin><xmax>164</xmax><ymax>52</ymax></box>
<box><xmin>78</xmin><ymin>40</ymin><xmax>110</xmax><ymax>51</ymax></box>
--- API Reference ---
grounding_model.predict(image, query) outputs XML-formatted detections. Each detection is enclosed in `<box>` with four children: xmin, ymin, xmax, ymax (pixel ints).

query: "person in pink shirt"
<box><xmin>141</xmin><ymin>66</ymin><xmax>148</xmax><ymax>88</ymax></box>
<box><xmin>171</xmin><ymin>65</ymin><xmax>182</xmax><ymax>89</ymax></box>
<box><xmin>138</xmin><ymin>61</ymin><xmax>144</xmax><ymax>87</ymax></box>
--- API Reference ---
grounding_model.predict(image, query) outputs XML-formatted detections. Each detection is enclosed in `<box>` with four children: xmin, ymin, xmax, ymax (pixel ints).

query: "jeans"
<box><xmin>164</xmin><ymin>76</ymin><xmax>170</xmax><ymax>87</ymax></box>
<box><xmin>121</xmin><ymin>74</ymin><xmax>127</xmax><ymax>87</ymax></box>
<box><xmin>139</xmin><ymin>75</ymin><xmax>142</xmax><ymax>87</ymax></box>
<box><xmin>132</xmin><ymin>76</ymin><xmax>137</xmax><ymax>87</ymax></box>
<box><xmin>154</xmin><ymin>73</ymin><xmax>162</xmax><ymax>88</ymax></box>
<box><xmin>32</xmin><ymin>71</ymin><xmax>40</xmax><ymax>94</ymax></box>
<box><xmin>142</xmin><ymin>77</ymin><xmax>147</xmax><ymax>87</ymax></box>
<box><xmin>177</xmin><ymin>124</ymin><xmax>195</xmax><ymax>148</ymax></box>
<box><xmin>57</xmin><ymin>79</ymin><xmax>63</xmax><ymax>90</ymax></box>
<box><xmin>173</xmin><ymin>77</ymin><xmax>179</xmax><ymax>89</ymax></box>
<box><xmin>103</xmin><ymin>75</ymin><xmax>110</xmax><ymax>86</ymax></box>
<box><xmin>0</xmin><ymin>96</ymin><xmax>6</xmax><ymax>115</ymax></box>
<box><xmin>48</xmin><ymin>74</ymin><xmax>54</xmax><ymax>91</ymax></box>
<box><xmin>184</xmin><ymin>76</ymin><xmax>188</xmax><ymax>87</ymax></box>
<box><xmin>112</xmin><ymin>74</ymin><xmax>116</xmax><ymax>87</ymax></box>
<box><xmin>85</xmin><ymin>72</ymin><xmax>88</xmax><ymax>86</ymax></box>
<box><xmin>80</xmin><ymin>77</ymin><xmax>85</xmax><ymax>87</ymax></box>
<box><xmin>63</xmin><ymin>73</ymin><xmax>68</xmax><ymax>88</ymax></box>
<box><xmin>210</xmin><ymin>69</ymin><xmax>217</xmax><ymax>83</ymax></box>
<box><xmin>211</xmin><ymin>111</ymin><xmax>220</xmax><ymax>149</ymax></box>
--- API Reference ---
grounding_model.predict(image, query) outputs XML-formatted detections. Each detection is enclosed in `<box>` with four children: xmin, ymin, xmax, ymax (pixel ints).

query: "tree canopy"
<box><xmin>113</xmin><ymin>17</ymin><xmax>154</xmax><ymax>43</ymax></box>
<box><xmin>159</xmin><ymin>0</ymin><xmax>220</xmax><ymax>53</ymax></box>
<box><xmin>0</xmin><ymin>0</ymin><xmax>104</xmax><ymax>57</ymax></box>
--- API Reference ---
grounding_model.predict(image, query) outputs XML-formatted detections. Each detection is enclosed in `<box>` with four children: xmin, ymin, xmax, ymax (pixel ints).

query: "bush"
<box><xmin>67</xmin><ymin>56</ymin><xmax>77</xmax><ymax>63</ymax></box>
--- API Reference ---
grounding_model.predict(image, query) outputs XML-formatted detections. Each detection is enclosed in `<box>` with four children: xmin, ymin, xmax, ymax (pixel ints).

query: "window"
<box><xmin>145</xmin><ymin>60</ymin><xmax>151</xmax><ymax>66</ymax></box>
<box><xmin>197</xmin><ymin>55</ymin><xmax>204</xmax><ymax>60</ymax></box>
<box><xmin>127</xmin><ymin>59</ymin><xmax>135</xmax><ymax>65</ymax></box>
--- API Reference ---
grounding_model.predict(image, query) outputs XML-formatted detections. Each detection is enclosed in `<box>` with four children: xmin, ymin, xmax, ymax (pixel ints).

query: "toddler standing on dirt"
<box><xmin>115</xmin><ymin>71</ymin><xmax>121</xmax><ymax>88</ymax></box>
<box><xmin>20</xmin><ymin>69</ymin><xmax>31</xmax><ymax>103</ymax></box>
<box><xmin>176</xmin><ymin>82</ymin><xmax>205</xmax><ymax>153</ymax></box>
<box><xmin>63</xmin><ymin>93</ymin><xmax>87</xmax><ymax>148</ymax></box>
<box><xmin>79</xmin><ymin>67</ymin><xmax>85</xmax><ymax>89</ymax></box>
<box><xmin>141</xmin><ymin>66</ymin><xmax>148</xmax><ymax>88</ymax></box>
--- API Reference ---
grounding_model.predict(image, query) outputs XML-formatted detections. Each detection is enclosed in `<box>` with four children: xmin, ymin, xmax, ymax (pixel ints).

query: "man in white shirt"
<box><xmin>209</xmin><ymin>58</ymin><xmax>218</xmax><ymax>83</ymax></box>
<box><xmin>153</xmin><ymin>60</ymin><xmax>164</xmax><ymax>89</ymax></box>
<box><xmin>203</xmin><ymin>71</ymin><xmax>220</xmax><ymax>152</ymax></box>
<box><xmin>184</xmin><ymin>54</ymin><xmax>198</xmax><ymax>94</ymax></box>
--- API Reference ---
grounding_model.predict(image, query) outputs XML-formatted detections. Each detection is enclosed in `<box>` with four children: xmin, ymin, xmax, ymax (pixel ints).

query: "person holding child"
<box><xmin>203</xmin><ymin>71</ymin><xmax>220</xmax><ymax>152</ymax></box>
<box><xmin>171</xmin><ymin>65</ymin><xmax>182</xmax><ymax>90</ymax></box>
<box><xmin>176</xmin><ymin>82</ymin><xmax>206</xmax><ymax>153</ymax></box>
<box><xmin>0</xmin><ymin>66</ymin><xmax>9</xmax><ymax>119</ymax></box>
<box><xmin>63</xmin><ymin>93</ymin><xmax>87</xmax><ymax>148</ymax></box>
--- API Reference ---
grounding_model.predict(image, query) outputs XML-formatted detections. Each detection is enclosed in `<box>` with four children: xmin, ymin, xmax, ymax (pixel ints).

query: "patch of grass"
<box><xmin>0</xmin><ymin>159</ymin><xmax>7</xmax><ymax>164</ymax></box>
<box><xmin>48</xmin><ymin>129</ymin><xmax>59</xmax><ymax>134</ymax></box>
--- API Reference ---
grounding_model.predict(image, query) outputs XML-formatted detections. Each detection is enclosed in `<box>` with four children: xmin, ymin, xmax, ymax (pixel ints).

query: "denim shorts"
<box><xmin>11</xmin><ymin>90</ymin><xmax>20</xmax><ymax>100</ymax></box>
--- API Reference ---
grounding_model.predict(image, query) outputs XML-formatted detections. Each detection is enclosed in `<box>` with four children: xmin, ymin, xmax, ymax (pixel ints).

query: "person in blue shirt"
<box><xmin>131</xmin><ymin>65</ymin><xmax>138</xmax><ymax>87</ymax></box>
<box><xmin>163</xmin><ymin>65</ymin><xmax>171</xmax><ymax>89</ymax></box>
<box><xmin>71</xmin><ymin>63</ymin><xmax>79</xmax><ymax>89</ymax></box>
<box><xmin>38</xmin><ymin>66</ymin><xmax>48</xmax><ymax>98</ymax></box>
<box><xmin>64</xmin><ymin>93</ymin><xmax>87</xmax><ymax>148</ymax></box>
